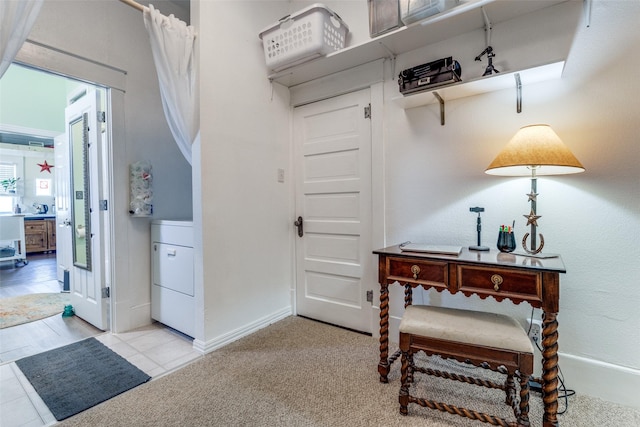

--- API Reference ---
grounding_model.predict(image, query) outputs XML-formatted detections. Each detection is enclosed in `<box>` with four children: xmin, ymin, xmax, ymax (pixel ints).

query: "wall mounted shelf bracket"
<box><xmin>515</xmin><ymin>73</ymin><xmax>522</xmax><ymax>113</ymax></box>
<box><xmin>433</xmin><ymin>92</ymin><xmax>445</xmax><ymax>125</ymax></box>
<box><xmin>482</xmin><ymin>6</ymin><xmax>493</xmax><ymax>47</ymax></box>
<box><xmin>378</xmin><ymin>41</ymin><xmax>397</xmax><ymax>76</ymax></box>
<box><xmin>584</xmin><ymin>0</ymin><xmax>592</xmax><ymax>27</ymax></box>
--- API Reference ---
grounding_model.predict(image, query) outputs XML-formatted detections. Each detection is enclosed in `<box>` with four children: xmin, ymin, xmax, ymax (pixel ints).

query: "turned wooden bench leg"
<box><xmin>505</xmin><ymin>374</ymin><xmax>516</xmax><ymax>406</ymax></box>
<box><xmin>399</xmin><ymin>349</ymin><xmax>410</xmax><ymax>416</ymax></box>
<box><xmin>518</xmin><ymin>371</ymin><xmax>531</xmax><ymax>426</ymax></box>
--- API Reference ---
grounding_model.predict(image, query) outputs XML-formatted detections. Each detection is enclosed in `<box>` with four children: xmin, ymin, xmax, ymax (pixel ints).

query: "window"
<box><xmin>0</xmin><ymin>163</ymin><xmax>18</xmax><ymax>195</ymax></box>
<box><xmin>0</xmin><ymin>197</ymin><xmax>14</xmax><ymax>213</ymax></box>
<box><xmin>0</xmin><ymin>163</ymin><xmax>19</xmax><ymax>213</ymax></box>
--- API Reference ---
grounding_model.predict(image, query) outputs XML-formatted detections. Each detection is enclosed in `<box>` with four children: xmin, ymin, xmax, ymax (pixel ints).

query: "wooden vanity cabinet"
<box><xmin>25</xmin><ymin>219</ymin><xmax>56</xmax><ymax>253</ymax></box>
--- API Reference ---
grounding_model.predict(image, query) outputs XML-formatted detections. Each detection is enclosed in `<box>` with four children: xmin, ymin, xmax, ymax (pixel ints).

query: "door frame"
<box><xmin>289</xmin><ymin>59</ymin><xmax>387</xmax><ymax>335</ymax></box>
<box><xmin>14</xmin><ymin>41</ymin><xmax>124</xmax><ymax>332</ymax></box>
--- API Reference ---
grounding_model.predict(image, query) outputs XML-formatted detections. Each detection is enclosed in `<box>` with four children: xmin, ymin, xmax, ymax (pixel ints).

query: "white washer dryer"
<box><xmin>151</xmin><ymin>220</ymin><xmax>194</xmax><ymax>337</ymax></box>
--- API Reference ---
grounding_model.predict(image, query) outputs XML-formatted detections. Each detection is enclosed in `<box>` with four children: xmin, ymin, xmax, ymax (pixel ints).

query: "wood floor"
<box><xmin>0</xmin><ymin>253</ymin><xmax>102</xmax><ymax>363</ymax></box>
<box><xmin>0</xmin><ymin>252</ymin><xmax>60</xmax><ymax>298</ymax></box>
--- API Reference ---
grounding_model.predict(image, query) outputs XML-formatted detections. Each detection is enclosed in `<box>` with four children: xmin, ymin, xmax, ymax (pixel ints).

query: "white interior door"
<box><xmin>65</xmin><ymin>88</ymin><xmax>108</xmax><ymax>330</ymax></box>
<box><xmin>54</xmin><ymin>133</ymin><xmax>71</xmax><ymax>283</ymax></box>
<box><xmin>293</xmin><ymin>88</ymin><xmax>373</xmax><ymax>333</ymax></box>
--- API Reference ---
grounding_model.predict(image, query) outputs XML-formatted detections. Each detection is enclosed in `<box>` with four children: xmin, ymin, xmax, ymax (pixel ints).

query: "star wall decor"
<box><xmin>38</xmin><ymin>160</ymin><xmax>54</xmax><ymax>173</ymax></box>
<box><xmin>523</xmin><ymin>209</ymin><xmax>542</xmax><ymax>227</ymax></box>
<box><xmin>526</xmin><ymin>191</ymin><xmax>539</xmax><ymax>202</ymax></box>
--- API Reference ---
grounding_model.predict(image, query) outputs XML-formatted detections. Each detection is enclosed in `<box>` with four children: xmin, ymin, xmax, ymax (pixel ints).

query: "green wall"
<box><xmin>0</xmin><ymin>64</ymin><xmax>69</xmax><ymax>133</ymax></box>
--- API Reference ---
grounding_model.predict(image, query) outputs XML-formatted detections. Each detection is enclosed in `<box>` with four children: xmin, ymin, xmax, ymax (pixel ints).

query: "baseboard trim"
<box><xmin>559</xmin><ymin>352</ymin><xmax>640</xmax><ymax>410</ymax></box>
<box><xmin>192</xmin><ymin>307</ymin><xmax>292</xmax><ymax>354</ymax></box>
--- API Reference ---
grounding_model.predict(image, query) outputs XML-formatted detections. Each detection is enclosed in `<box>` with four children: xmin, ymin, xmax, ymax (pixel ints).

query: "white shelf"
<box><xmin>392</xmin><ymin>61</ymin><xmax>565</xmax><ymax>110</ymax></box>
<box><xmin>267</xmin><ymin>0</ymin><xmax>569</xmax><ymax>87</ymax></box>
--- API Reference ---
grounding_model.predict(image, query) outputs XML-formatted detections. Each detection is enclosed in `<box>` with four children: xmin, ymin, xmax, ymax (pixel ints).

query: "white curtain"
<box><xmin>0</xmin><ymin>0</ymin><xmax>43</xmax><ymax>78</ymax></box>
<box><xmin>143</xmin><ymin>4</ymin><xmax>198</xmax><ymax>165</ymax></box>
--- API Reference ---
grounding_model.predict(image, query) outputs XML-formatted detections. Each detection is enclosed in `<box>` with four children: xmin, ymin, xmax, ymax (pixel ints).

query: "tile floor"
<box><xmin>0</xmin><ymin>315</ymin><xmax>100</xmax><ymax>364</ymax></box>
<box><xmin>1</xmin><ymin>253</ymin><xmax>203</xmax><ymax>425</ymax></box>
<box><xmin>0</xmin><ymin>322</ymin><xmax>202</xmax><ymax>427</ymax></box>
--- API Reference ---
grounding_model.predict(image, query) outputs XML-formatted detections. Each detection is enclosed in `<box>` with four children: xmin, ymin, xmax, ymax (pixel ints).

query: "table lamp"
<box><xmin>485</xmin><ymin>124</ymin><xmax>585</xmax><ymax>254</ymax></box>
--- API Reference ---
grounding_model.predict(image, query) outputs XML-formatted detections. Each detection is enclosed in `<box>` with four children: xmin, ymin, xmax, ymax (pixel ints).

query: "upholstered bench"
<box><xmin>399</xmin><ymin>305</ymin><xmax>534</xmax><ymax>426</ymax></box>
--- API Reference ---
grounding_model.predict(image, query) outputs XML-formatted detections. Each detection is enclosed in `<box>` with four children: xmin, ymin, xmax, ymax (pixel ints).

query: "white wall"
<box><xmin>194</xmin><ymin>1</ymin><xmax>293</xmax><ymax>350</ymax></box>
<box><xmin>380</xmin><ymin>0</ymin><xmax>640</xmax><ymax>408</ymax></box>
<box><xmin>196</xmin><ymin>0</ymin><xmax>639</xmax><ymax>409</ymax></box>
<box><xmin>22</xmin><ymin>0</ymin><xmax>193</xmax><ymax>332</ymax></box>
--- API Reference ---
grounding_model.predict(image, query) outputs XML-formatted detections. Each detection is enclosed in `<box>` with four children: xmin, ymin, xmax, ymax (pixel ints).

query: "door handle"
<box><xmin>294</xmin><ymin>216</ymin><xmax>304</xmax><ymax>237</ymax></box>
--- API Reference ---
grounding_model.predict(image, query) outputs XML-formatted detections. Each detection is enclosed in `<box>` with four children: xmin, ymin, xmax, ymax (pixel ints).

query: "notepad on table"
<box><xmin>399</xmin><ymin>243</ymin><xmax>462</xmax><ymax>255</ymax></box>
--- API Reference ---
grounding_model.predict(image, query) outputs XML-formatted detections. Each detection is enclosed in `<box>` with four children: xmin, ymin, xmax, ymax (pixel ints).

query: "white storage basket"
<box><xmin>259</xmin><ymin>3</ymin><xmax>349</xmax><ymax>72</ymax></box>
<box><xmin>400</xmin><ymin>0</ymin><xmax>459</xmax><ymax>25</ymax></box>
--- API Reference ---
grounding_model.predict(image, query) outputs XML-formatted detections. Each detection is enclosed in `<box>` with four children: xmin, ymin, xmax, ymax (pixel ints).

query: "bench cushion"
<box><xmin>399</xmin><ymin>305</ymin><xmax>534</xmax><ymax>354</ymax></box>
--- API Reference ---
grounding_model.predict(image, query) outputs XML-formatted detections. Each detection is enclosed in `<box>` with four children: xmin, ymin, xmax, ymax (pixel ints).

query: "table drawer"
<box><xmin>25</xmin><ymin>222</ymin><xmax>47</xmax><ymax>232</ymax></box>
<box><xmin>456</xmin><ymin>265</ymin><xmax>542</xmax><ymax>302</ymax></box>
<box><xmin>387</xmin><ymin>257</ymin><xmax>447</xmax><ymax>289</ymax></box>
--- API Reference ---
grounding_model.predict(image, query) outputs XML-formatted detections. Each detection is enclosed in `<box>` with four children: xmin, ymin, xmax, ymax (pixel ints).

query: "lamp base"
<box><xmin>522</xmin><ymin>232</ymin><xmax>544</xmax><ymax>255</ymax></box>
<box><xmin>469</xmin><ymin>245</ymin><xmax>490</xmax><ymax>251</ymax></box>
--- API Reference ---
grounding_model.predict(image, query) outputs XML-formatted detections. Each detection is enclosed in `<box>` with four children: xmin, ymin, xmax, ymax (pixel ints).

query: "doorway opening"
<box><xmin>0</xmin><ymin>62</ymin><xmax>112</xmax><ymax>357</ymax></box>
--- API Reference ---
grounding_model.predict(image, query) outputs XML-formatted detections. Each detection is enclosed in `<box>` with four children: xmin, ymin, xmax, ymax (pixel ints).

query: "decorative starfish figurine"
<box><xmin>38</xmin><ymin>160</ymin><xmax>54</xmax><ymax>173</ymax></box>
<box><xmin>523</xmin><ymin>209</ymin><xmax>541</xmax><ymax>226</ymax></box>
<box><xmin>526</xmin><ymin>191</ymin><xmax>539</xmax><ymax>202</ymax></box>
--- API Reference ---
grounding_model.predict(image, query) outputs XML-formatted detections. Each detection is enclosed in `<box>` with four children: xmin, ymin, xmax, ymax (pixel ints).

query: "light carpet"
<box><xmin>0</xmin><ymin>292</ymin><xmax>70</xmax><ymax>329</ymax></box>
<box><xmin>59</xmin><ymin>316</ymin><xmax>640</xmax><ymax>426</ymax></box>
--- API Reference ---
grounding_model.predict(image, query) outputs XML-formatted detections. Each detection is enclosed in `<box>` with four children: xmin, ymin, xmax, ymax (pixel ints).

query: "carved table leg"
<box><xmin>541</xmin><ymin>311</ymin><xmax>559</xmax><ymax>427</ymax></box>
<box><xmin>379</xmin><ymin>283</ymin><xmax>390</xmax><ymax>382</ymax></box>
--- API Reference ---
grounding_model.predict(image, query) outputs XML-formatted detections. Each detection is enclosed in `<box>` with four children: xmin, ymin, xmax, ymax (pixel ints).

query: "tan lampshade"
<box><xmin>485</xmin><ymin>124</ymin><xmax>585</xmax><ymax>176</ymax></box>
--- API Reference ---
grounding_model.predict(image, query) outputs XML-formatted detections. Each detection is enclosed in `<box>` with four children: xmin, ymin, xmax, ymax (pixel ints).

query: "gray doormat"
<box><xmin>15</xmin><ymin>337</ymin><xmax>151</xmax><ymax>421</ymax></box>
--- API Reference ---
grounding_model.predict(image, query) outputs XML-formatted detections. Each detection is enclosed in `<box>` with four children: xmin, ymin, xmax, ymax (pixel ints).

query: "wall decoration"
<box><xmin>37</xmin><ymin>160</ymin><xmax>54</xmax><ymax>173</ymax></box>
<box><xmin>129</xmin><ymin>161</ymin><xmax>153</xmax><ymax>216</ymax></box>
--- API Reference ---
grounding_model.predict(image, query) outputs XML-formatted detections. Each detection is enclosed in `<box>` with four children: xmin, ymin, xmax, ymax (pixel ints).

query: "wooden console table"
<box><xmin>374</xmin><ymin>245</ymin><xmax>566</xmax><ymax>427</ymax></box>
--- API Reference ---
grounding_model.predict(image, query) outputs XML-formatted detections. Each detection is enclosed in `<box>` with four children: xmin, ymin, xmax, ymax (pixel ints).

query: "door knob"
<box><xmin>294</xmin><ymin>216</ymin><xmax>304</xmax><ymax>237</ymax></box>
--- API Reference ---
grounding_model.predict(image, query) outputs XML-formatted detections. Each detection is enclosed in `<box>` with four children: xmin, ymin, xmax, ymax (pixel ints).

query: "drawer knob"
<box><xmin>411</xmin><ymin>265</ymin><xmax>421</xmax><ymax>280</ymax></box>
<box><xmin>490</xmin><ymin>274</ymin><xmax>503</xmax><ymax>291</ymax></box>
